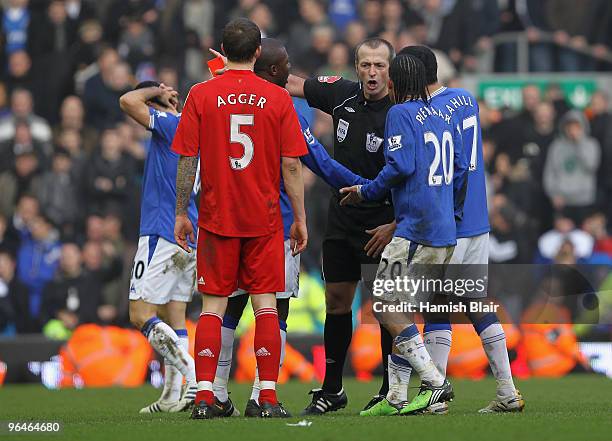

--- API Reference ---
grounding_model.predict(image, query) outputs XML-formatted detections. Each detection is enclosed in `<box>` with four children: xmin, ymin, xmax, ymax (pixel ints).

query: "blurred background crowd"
<box><xmin>0</xmin><ymin>0</ymin><xmax>611</xmax><ymax>343</ymax></box>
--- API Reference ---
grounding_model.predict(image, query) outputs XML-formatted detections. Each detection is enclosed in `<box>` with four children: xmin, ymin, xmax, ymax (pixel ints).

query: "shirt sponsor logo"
<box><xmin>318</xmin><ymin>75</ymin><xmax>341</xmax><ymax>84</ymax></box>
<box><xmin>337</xmin><ymin>118</ymin><xmax>349</xmax><ymax>142</ymax></box>
<box><xmin>388</xmin><ymin>135</ymin><xmax>402</xmax><ymax>151</ymax></box>
<box><xmin>366</xmin><ymin>132</ymin><xmax>383</xmax><ymax>152</ymax></box>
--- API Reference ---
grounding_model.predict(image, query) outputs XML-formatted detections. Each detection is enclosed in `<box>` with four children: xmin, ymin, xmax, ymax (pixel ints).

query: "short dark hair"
<box><xmin>222</xmin><ymin>18</ymin><xmax>261</xmax><ymax>63</ymax></box>
<box><xmin>254</xmin><ymin>38</ymin><xmax>286</xmax><ymax>74</ymax></box>
<box><xmin>390</xmin><ymin>54</ymin><xmax>429</xmax><ymax>104</ymax></box>
<box><xmin>134</xmin><ymin>80</ymin><xmax>165</xmax><ymax>107</ymax></box>
<box><xmin>398</xmin><ymin>45</ymin><xmax>438</xmax><ymax>85</ymax></box>
<box><xmin>355</xmin><ymin>37</ymin><xmax>395</xmax><ymax>64</ymax></box>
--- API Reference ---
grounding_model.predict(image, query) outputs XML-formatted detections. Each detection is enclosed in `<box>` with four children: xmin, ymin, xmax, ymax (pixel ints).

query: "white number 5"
<box><xmin>229</xmin><ymin>114</ymin><xmax>254</xmax><ymax>170</ymax></box>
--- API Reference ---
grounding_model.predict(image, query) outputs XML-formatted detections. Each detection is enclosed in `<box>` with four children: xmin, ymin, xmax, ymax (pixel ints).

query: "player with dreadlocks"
<box><xmin>340</xmin><ymin>54</ymin><xmax>468</xmax><ymax>415</ymax></box>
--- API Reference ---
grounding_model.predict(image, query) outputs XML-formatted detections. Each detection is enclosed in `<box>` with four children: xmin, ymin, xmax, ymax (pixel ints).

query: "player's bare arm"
<box><xmin>119</xmin><ymin>85</ymin><xmax>178</xmax><ymax>127</ymax></box>
<box><xmin>174</xmin><ymin>155</ymin><xmax>198</xmax><ymax>252</ymax></box>
<box><xmin>281</xmin><ymin>156</ymin><xmax>308</xmax><ymax>255</ymax></box>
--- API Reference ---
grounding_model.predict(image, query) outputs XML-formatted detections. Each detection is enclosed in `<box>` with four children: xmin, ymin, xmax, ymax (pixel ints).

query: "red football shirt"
<box><xmin>172</xmin><ymin>69</ymin><xmax>307</xmax><ymax>237</ymax></box>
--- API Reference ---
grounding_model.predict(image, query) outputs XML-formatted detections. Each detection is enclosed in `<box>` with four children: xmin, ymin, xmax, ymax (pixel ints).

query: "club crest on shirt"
<box><xmin>318</xmin><ymin>75</ymin><xmax>341</xmax><ymax>83</ymax></box>
<box><xmin>337</xmin><ymin>118</ymin><xmax>349</xmax><ymax>142</ymax></box>
<box><xmin>366</xmin><ymin>132</ymin><xmax>383</xmax><ymax>152</ymax></box>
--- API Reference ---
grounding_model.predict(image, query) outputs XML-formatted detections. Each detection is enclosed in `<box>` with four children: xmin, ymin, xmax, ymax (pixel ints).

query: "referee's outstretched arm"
<box><xmin>286</xmin><ymin>74</ymin><xmax>306</xmax><ymax>98</ymax></box>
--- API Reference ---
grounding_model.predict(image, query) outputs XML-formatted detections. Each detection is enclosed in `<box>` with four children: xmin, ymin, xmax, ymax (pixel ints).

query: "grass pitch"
<box><xmin>1</xmin><ymin>375</ymin><xmax>611</xmax><ymax>441</ymax></box>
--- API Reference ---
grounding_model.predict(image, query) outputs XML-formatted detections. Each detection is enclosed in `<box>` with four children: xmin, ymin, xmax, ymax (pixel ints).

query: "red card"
<box><xmin>207</xmin><ymin>56</ymin><xmax>225</xmax><ymax>77</ymax></box>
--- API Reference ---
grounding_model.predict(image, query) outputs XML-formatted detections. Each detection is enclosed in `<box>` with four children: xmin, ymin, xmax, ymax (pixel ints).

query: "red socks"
<box><xmin>194</xmin><ymin>312</ymin><xmax>222</xmax><ymax>405</ymax></box>
<box><xmin>254</xmin><ymin>307</ymin><xmax>281</xmax><ymax>405</ymax></box>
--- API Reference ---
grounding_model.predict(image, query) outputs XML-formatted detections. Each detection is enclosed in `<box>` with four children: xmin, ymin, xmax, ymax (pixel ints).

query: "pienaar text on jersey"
<box><xmin>217</xmin><ymin>93</ymin><xmax>267</xmax><ymax>109</ymax></box>
<box><xmin>415</xmin><ymin>104</ymin><xmax>452</xmax><ymax>126</ymax></box>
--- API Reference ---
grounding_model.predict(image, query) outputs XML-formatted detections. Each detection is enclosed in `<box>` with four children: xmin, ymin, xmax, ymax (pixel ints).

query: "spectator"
<box><xmin>344</xmin><ymin>20</ymin><xmax>367</xmax><ymax>52</ymax></box>
<box><xmin>103</xmin><ymin>0</ymin><xmax>158</xmax><ymax>47</ymax></box>
<box><xmin>0</xmin><ymin>214</ymin><xmax>19</xmax><ymax>256</ymax></box>
<box><xmin>36</xmin><ymin>148</ymin><xmax>80</xmax><ymax>237</ymax></box>
<box><xmin>84</xmin><ymin>128</ymin><xmax>135</xmax><ymax>217</ymax></box>
<box><xmin>538</xmin><ymin>215</ymin><xmax>594</xmax><ymax>261</ymax></box>
<box><xmin>492</xmin><ymin>85</ymin><xmax>541</xmax><ymax>164</ymax></box>
<box><xmin>0</xmin><ymin>83</ymin><xmax>9</xmax><ymax>119</ymax></box>
<box><xmin>582</xmin><ymin>212</ymin><xmax>612</xmax><ymax>259</ymax></box>
<box><xmin>4</xmin><ymin>50</ymin><xmax>34</xmax><ymax>95</ymax></box>
<box><xmin>361</xmin><ymin>0</ymin><xmax>383</xmax><ymax>37</ymax></box>
<box><xmin>248</xmin><ymin>2</ymin><xmax>275</xmax><ymax>38</ymax></box>
<box><xmin>489</xmin><ymin>195</ymin><xmax>532</xmax><ymax>263</ymax></box>
<box><xmin>298</xmin><ymin>24</ymin><xmax>335</xmax><ymax>74</ymax></box>
<box><xmin>71</xmin><ymin>19</ymin><xmax>104</xmax><ymax>73</ymax></box>
<box><xmin>41</xmin><ymin>243</ymin><xmax>102</xmax><ymax>337</ymax></box>
<box><xmin>380</xmin><ymin>0</ymin><xmax>404</xmax><ymax>36</ymax></box>
<box><xmin>0</xmin><ymin>88</ymin><xmax>52</xmax><ymax>145</ymax></box>
<box><xmin>0</xmin><ymin>249</ymin><xmax>26</xmax><ymax>334</ymax></box>
<box><xmin>82</xmin><ymin>48</ymin><xmax>126</xmax><ymax>129</ymax></box>
<box><xmin>546</xmin><ymin>0</ymin><xmax>596</xmax><ymax>71</ymax></box>
<box><xmin>316</xmin><ymin>41</ymin><xmax>356</xmax><ymax>81</ymax></box>
<box><xmin>27</xmin><ymin>0</ymin><xmax>79</xmax><ymax>123</ymax></box>
<box><xmin>10</xmin><ymin>193</ymin><xmax>39</xmax><ymax>235</ymax></box>
<box><xmin>117</xmin><ymin>16</ymin><xmax>155</xmax><ymax>72</ymax></box>
<box><xmin>287</xmin><ymin>0</ymin><xmax>329</xmax><ymax>59</ymax></box>
<box><xmin>328</xmin><ymin>0</ymin><xmax>358</xmax><ymax>32</ymax></box>
<box><xmin>16</xmin><ymin>213</ymin><xmax>61</xmax><ymax>329</ymax></box>
<box><xmin>586</xmin><ymin>91</ymin><xmax>612</xmax><ymax>213</ymax></box>
<box><xmin>0</xmin><ymin>133</ymin><xmax>44</xmax><ymax>218</ymax></box>
<box><xmin>544</xmin><ymin>110</ymin><xmax>601</xmax><ymax>224</ymax></box>
<box><xmin>54</xmin><ymin>95</ymin><xmax>97</xmax><ymax>153</ymax></box>
<box><xmin>81</xmin><ymin>239</ymin><xmax>122</xmax><ymax>319</ymax></box>
<box><xmin>2</xmin><ymin>0</ymin><xmax>30</xmax><ymax>57</ymax></box>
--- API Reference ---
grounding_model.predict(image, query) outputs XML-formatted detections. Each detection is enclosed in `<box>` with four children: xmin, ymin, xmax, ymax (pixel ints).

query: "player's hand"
<box><xmin>174</xmin><ymin>214</ymin><xmax>194</xmax><ymax>253</ymax></box>
<box><xmin>339</xmin><ymin>185</ymin><xmax>363</xmax><ymax>206</ymax></box>
<box><xmin>208</xmin><ymin>48</ymin><xmax>228</xmax><ymax>75</ymax></box>
<box><xmin>364</xmin><ymin>222</ymin><xmax>396</xmax><ymax>257</ymax></box>
<box><xmin>289</xmin><ymin>221</ymin><xmax>308</xmax><ymax>256</ymax></box>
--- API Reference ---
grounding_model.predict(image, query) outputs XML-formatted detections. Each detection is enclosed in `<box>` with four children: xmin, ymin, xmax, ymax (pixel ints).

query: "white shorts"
<box><xmin>129</xmin><ymin>236</ymin><xmax>196</xmax><ymax>304</ymax></box>
<box><xmin>447</xmin><ymin>232</ymin><xmax>489</xmax><ymax>298</ymax></box>
<box><xmin>230</xmin><ymin>239</ymin><xmax>300</xmax><ymax>299</ymax></box>
<box><xmin>375</xmin><ymin>237</ymin><xmax>454</xmax><ymax>303</ymax></box>
<box><xmin>451</xmin><ymin>233</ymin><xmax>489</xmax><ymax>264</ymax></box>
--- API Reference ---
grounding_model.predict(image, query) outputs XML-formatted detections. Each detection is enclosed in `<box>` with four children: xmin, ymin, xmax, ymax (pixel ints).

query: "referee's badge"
<box><xmin>337</xmin><ymin>118</ymin><xmax>349</xmax><ymax>142</ymax></box>
<box><xmin>366</xmin><ymin>132</ymin><xmax>383</xmax><ymax>152</ymax></box>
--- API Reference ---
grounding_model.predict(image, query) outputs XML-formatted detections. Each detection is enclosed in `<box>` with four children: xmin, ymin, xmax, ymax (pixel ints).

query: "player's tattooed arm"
<box><xmin>175</xmin><ymin>155</ymin><xmax>198</xmax><ymax>216</ymax></box>
<box><xmin>174</xmin><ymin>155</ymin><xmax>198</xmax><ymax>252</ymax></box>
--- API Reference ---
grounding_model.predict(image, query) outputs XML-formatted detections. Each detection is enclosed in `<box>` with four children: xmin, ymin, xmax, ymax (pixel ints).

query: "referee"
<box><xmin>287</xmin><ymin>38</ymin><xmax>396</xmax><ymax>415</ymax></box>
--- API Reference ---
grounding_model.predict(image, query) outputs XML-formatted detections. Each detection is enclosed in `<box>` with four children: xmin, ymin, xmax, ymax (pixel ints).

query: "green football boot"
<box><xmin>359</xmin><ymin>397</ymin><xmax>402</xmax><ymax>416</ymax></box>
<box><xmin>399</xmin><ymin>380</ymin><xmax>454</xmax><ymax>415</ymax></box>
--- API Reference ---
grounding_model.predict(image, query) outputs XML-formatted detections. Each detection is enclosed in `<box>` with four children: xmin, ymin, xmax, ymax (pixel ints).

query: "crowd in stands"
<box><xmin>0</xmin><ymin>0</ymin><xmax>610</xmax><ymax>341</ymax></box>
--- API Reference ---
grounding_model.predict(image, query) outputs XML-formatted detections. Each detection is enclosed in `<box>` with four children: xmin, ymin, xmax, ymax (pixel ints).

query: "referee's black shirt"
<box><xmin>304</xmin><ymin>76</ymin><xmax>395</xmax><ymax>235</ymax></box>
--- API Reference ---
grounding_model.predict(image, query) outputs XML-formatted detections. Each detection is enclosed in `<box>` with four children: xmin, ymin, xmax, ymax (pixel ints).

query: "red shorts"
<box><xmin>196</xmin><ymin>227</ymin><xmax>285</xmax><ymax>296</ymax></box>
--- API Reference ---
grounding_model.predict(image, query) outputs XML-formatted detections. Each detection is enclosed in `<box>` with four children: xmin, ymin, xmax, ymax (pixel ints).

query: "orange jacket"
<box><xmin>59</xmin><ymin>324</ymin><xmax>152</xmax><ymax>387</ymax></box>
<box><xmin>520</xmin><ymin>302</ymin><xmax>587</xmax><ymax>377</ymax></box>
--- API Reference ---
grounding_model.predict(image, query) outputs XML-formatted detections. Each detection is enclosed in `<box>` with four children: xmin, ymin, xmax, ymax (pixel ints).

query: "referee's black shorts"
<box><xmin>322</xmin><ymin>198</ymin><xmax>395</xmax><ymax>283</ymax></box>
